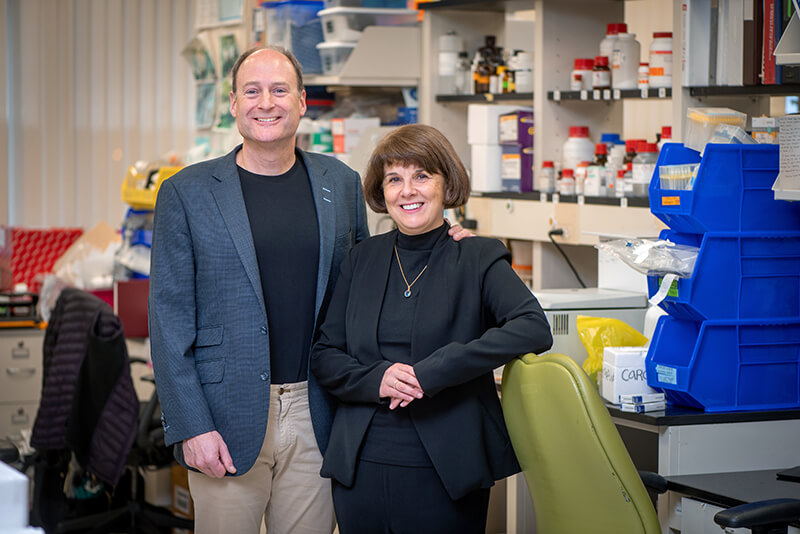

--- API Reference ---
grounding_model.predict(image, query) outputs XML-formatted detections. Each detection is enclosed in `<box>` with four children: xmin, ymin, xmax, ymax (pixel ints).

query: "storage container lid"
<box><xmin>534</xmin><ymin>288</ymin><xmax>648</xmax><ymax>310</ymax></box>
<box><xmin>317</xmin><ymin>6</ymin><xmax>418</xmax><ymax>16</ymax></box>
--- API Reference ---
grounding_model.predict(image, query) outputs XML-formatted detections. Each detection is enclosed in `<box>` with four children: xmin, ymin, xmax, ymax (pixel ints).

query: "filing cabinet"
<box><xmin>0</xmin><ymin>328</ymin><xmax>44</xmax><ymax>440</ymax></box>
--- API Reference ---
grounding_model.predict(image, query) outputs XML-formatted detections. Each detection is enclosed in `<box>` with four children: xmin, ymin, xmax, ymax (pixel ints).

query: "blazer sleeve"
<box><xmin>413</xmin><ymin>240</ymin><xmax>553</xmax><ymax>397</ymax></box>
<box><xmin>148</xmin><ymin>179</ymin><xmax>216</xmax><ymax>446</ymax></box>
<box><xmin>311</xmin><ymin>249</ymin><xmax>392</xmax><ymax>404</ymax></box>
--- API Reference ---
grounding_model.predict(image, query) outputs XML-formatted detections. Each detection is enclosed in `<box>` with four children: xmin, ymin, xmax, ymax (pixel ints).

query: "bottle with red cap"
<box><xmin>571</xmin><ymin>58</ymin><xmax>594</xmax><ymax>91</ymax></box>
<box><xmin>648</xmin><ymin>31</ymin><xmax>673</xmax><ymax>88</ymax></box>
<box><xmin>562</xmin><ymin>126</ymin><xmax>594</xmax><ymax>171</ymax></box>
<box><xmin>658</xmin><ymin>125</ymin><xmax>672</xmax><ymax>150</ymax></box>
<box><xmin>538</xmin><ymin>160</ymin><xmax>556</xmax><ymax>193</ymax></box>
<box><xmin>585</xmin><ymin>143</ymin><xmax>608</xmax><ymax>196</ymax></box>
<box><xmin>592</xmin><ymin>56</ymin><xmax>611</xmax><ymax>90</ymax></box>
<box><xmin>632</xmin><ymin>142</ymin><xmax>658</xmax><ymax>197</ymax></box>
<box><xmin>559</xmin><ymin>168</ymin><xmax>576</xmax><ymax>196</ymax></box>
<box><xmin>600</xmin><ymin>23</ymin><xmax>627</xmax><ymax>59</ymax></box>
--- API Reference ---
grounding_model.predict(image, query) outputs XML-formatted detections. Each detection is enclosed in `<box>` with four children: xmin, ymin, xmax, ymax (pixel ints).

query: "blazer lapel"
<box><xmin>210</xmin><ymin>147</ymin><xmax>266</xmax><ymax>316</ymax></box>
<box><xmin>301</xmin><ymin>150</ymin><xmax>336</xmax><ymax>318</ymax></box>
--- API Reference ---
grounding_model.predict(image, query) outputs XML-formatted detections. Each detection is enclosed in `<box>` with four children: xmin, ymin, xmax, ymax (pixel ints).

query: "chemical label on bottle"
<box><xmin>592</xmin><ymin>70</ymin><xmax>611</xmax><ymax>89</ymax></box>
<box><xmin>632</xmin><ymin>162</ymin><xmax>656</xmax><ymax>185</ymax></box>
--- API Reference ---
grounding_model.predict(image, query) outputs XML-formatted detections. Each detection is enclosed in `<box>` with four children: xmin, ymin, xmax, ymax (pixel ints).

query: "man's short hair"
<box><xmin>363</xmin><ymin>124</ymin><xmax>471</xmax><ymax>214</ymax></box>
<box><xmin>230</xmin><ymin>45</ymin><xmax>305</xmax><ymax>95</ymax></box>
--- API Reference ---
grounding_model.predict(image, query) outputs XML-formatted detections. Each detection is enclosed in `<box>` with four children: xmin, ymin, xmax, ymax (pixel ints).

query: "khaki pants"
<box><xmin>188</xmin><ymin>381</ymin><xmax>335</xmax><ymax>534</ymax></box>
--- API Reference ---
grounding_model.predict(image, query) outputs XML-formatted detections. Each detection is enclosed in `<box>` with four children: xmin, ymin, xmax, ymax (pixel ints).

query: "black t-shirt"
<box><xmin>238</xmin><ymin>157</ymin><xmax>319</xmax><ymax>384</ymax></box>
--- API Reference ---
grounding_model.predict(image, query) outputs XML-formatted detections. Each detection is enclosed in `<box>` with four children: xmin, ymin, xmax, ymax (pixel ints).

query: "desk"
<box><xmin>665</xmin><ymin>469</ymin><xmax>800</xmax><ymax>533</ymax></box>
<box><xmin>607</xmin><ymin>405</ymin><xmax>800</xmax><ymax>532</ymax></box>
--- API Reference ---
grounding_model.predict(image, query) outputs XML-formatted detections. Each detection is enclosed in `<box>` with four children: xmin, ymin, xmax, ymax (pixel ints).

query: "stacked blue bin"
<box><xmin>645</xmin><ymin>142</ymin><xmax>800</xmax><ymax>412</ymax></box>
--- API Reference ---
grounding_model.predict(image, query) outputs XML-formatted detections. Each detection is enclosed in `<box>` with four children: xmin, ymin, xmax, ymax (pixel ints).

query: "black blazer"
<box><xmin>311</xmin><ymin>227</ymin><xmax>553</xmax><ymax>500</ymax></box>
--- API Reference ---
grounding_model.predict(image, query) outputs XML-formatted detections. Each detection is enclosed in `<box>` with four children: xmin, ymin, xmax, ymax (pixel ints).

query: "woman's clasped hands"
<box><xmin>380</xmin><ymin>362</ymin><xmax>424</xmax><ymax>409</ymax></box>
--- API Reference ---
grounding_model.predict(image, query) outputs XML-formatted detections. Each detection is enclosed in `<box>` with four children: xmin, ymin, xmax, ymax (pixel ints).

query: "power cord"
<box><xmin>548</xmin><ymin>228</ymin><xmax>587</xmax><ymax>288</ymax></box>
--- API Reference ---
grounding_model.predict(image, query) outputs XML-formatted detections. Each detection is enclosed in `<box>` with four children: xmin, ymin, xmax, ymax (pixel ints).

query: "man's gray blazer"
<box><xmin>148</xmin><ymin>145</ymin><xmax>369</xmax><ymax>475</ymax></box>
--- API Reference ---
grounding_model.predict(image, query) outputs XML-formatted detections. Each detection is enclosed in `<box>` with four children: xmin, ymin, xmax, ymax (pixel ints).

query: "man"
<box><xmin>149</xmin><ymin>46</ymin><xmax>467</xmax><ymax>534</ymax></box>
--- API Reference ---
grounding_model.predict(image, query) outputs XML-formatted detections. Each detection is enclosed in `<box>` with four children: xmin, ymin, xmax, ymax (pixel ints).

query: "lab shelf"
<box><xmin>647</xmin><ymin>229</ymin><xmax>800</xmax><ymax>322</ymax></box>
<box><xmin>646</xmin><ymin>315</ymin><xmax>800</xmax><ymax>413</ymax></box>
<box><xmin>435</xmin><ymin>92</ymin><xmax>534</xmax><ymax>103</ymax></box>
<box><xmin>547</xmin><ymin>88</ymin><xmax>672</xmax><ymax>101</ymax></box>
<box><xmin>688</xmin><ymin>85</ymin><xmax>800</xmax><ymax>97</ymax></box>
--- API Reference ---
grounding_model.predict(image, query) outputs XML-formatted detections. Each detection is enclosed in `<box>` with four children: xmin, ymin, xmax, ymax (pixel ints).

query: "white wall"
<box><xmin>2</xmin><ymin>0</ymin><xmax>196</xmax><ymax>229</ymax></box>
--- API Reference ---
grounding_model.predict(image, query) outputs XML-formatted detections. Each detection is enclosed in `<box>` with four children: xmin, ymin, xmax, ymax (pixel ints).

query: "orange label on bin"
<box><xmin>661</xmin><ymin>196</ymin><xmax>681</xmax><ymax>206</ymax></box>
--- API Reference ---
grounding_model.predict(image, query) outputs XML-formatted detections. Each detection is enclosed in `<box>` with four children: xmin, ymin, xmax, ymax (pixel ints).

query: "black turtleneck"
<box><xmin>359</xmin><ymin>222</ymin><xmax>447</xmax><ymax>467</ymax></box>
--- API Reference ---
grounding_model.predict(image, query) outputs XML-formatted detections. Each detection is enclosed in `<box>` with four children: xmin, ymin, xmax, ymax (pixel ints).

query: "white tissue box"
<box><xmin>601</xmin><ymin>346</ymin><xmax>658</xmax><ymax>404</ymax></box>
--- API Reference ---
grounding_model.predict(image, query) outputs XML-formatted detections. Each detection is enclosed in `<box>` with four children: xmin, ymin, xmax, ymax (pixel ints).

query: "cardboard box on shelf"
<box><xmin>331</xmin><ymin>117</ymin><xmax>380</xmax><ymax>153</ymax></box>
<box><xmin>171</xmin><ymin>464</ymin><xmax>194</xmax><ymax>534</ymax></box>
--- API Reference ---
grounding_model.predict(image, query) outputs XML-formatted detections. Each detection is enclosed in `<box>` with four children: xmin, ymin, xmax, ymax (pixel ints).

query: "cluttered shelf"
<box><xmin>547</xmin><ymin>88</ymin><xmax>671</xmax><ymax>101</ymax></box>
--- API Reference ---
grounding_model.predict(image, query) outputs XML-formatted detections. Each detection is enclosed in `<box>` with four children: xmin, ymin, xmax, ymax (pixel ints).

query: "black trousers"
<box><xmin>332</xmin><ymin>460</ymin><xmax>490</xmax><ymax>534</ymax></box>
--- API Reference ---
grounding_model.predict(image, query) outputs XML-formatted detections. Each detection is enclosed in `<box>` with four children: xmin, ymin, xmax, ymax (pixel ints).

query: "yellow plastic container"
<box><xmin>121</xmin><ymin>165</ymin><xmax>181</xmax><ymax>210</ymax></box>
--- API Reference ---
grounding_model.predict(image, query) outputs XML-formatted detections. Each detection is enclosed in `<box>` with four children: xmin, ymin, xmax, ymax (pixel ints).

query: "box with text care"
<box><xmin>331</xmin><ymin>117</ymin><xmax>380</xmax><ymax>153</ymax></box>
<box><xmin>601</xmin><ymin>346</ymin><xmax>658</xmax><ymax>404</ymax></box>
<box><xmin>498</xmin><ymin>110</ymin><xmax>534</xmax><ymax>146</ymax></box>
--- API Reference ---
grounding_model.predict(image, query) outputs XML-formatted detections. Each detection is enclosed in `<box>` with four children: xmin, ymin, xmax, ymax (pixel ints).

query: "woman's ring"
<box><xmin>394</xmin><ymin>380</ymin><xmax>399</xmax><ymax>389</ymax></box>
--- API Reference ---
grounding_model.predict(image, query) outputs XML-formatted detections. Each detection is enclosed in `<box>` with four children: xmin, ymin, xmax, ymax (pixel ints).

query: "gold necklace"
<box><xmin>394</xmin><ymin>245</ymin><xmax>428</xmax><ymax>298</ymax></box>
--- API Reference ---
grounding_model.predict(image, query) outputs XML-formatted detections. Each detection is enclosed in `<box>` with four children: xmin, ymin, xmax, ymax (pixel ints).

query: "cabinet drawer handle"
<box><xmin>11</xmin><ymin>347</ymin><xmax>30</xmax><ymax>359</ymax></box>
<box><xmin>11</xmin><ymin>411</ymin><xmax>30</xmax><ymax>424</ymax></box>
<box><xmin>6</xmin><ymin>367</ymin><xmax>36</xmax><ymax>377</ymax></box>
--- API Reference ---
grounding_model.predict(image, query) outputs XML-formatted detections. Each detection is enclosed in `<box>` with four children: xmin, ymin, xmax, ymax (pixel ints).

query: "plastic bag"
<box><xmin>595</xmin><ymin>238</ymin><xmax>699</xmax><ymax>278</ymax></box>
<box><xmin>577</xmin><ymin>315</ymin><xmax>649</xmax><ymax>385</ymax></box>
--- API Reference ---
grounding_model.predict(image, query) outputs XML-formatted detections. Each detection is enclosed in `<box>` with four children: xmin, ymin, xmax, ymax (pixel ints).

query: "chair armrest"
<box><xmin>714</xmin><ymin>498</ymin><xmax>800</xmax><ymax>529</ymax></box>
<box><xmin>638</xmin><ymin>470</ymin><xmax>668</xmax><ymax>494</ymax></box>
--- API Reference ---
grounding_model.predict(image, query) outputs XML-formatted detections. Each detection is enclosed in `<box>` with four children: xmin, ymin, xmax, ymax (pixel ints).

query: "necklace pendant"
<box><xmin>404</xmin><ymin>289</ymin><xmax>412</xmax><ymax>298</ymax></box>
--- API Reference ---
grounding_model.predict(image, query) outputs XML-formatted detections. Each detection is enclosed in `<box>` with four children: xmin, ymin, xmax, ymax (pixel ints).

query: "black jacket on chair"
<box><xmin>311</xmin><ymin>228</ymin><xmax>553</xmax><ymax>501</ymax></box>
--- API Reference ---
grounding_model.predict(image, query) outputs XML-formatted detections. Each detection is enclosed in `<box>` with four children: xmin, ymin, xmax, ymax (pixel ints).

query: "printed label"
<box><xmin>655</xmin><ymin>364</ymin><xmax>678</xmax><ymax>385</ymax></box>
<box><xmin>661</xmin><ymin>196</ymin><xmax>681</xmax><ymax>206</ymax></box>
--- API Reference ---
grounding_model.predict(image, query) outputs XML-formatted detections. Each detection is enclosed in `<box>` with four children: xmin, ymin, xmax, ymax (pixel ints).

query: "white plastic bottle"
<box><xmin>513</xmin><ymin>51</ymin><xmax>534</xmax><ymax>93</ymax></box>
<box><xmin>559</xmin><ymin>168</ymin><xmax>576</xmax><ymax>195</ymax></box>
<box><xmin>612</xmin><ymin>33</ymin><xmax>641</xmax><ymax>90</ymax></box>
<box><xmin>438</xmin><ymin>30</ymin><xmax>464</xmax><ymax>94</ymax></box>
<box><xmin>562</xmin><ymin>126</ymin><xmax>594</xmax><ymax>171</ymax></box>
<box><xmin>648</xmin><ymin>31</ymin><xmax>673</xmax><ymax>88</ymax></box>
<box><xmin>600</xmin><ymin>23</ymin><xmax>627</xmax><ymax>59</ymax></box>
<box><xmin>632</xmin><ymin>142</ymin><xmax>658</xmax><ymax>197</ymax></box>
<box><xmin>538</xmin><ymin>160</ymin><xmax>556</xmax><ymax>193</ymax></box>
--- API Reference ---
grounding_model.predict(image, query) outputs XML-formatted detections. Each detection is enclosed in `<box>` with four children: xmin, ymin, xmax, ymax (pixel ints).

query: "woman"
<box><xmin>311</xmin><ymin>124</ymin><xmax>552</xmax><ymax>533</ymax></box>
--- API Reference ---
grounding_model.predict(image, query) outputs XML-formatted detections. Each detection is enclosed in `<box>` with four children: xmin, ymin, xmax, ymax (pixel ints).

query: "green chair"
<box><xmin>501</xmin><ymin>353</ymin><xmax>662</xmax><ymax>534</ymax></box>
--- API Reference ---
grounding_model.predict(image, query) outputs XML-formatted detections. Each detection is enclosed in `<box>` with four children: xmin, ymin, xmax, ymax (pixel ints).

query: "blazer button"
<box><xmin>260</xmin><ymin>372</ymin><xmax>268</xmax><ymax>381</ymax></box>
<box><xmin>260</xmin><ymin>325</ymin><xmax>267</xmax><ymax>335</ymax></box>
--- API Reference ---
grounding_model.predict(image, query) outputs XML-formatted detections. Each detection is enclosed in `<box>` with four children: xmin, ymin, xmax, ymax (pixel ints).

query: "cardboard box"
<box><xmin>498</xmin><ymin>110</ymin><xmax>534</xmax><ymax>146</ymax></box>
<box><xmin>467</xmin><ymin>104</ymin><xmax>529</xmax><ymax>145</ymax></box>
<box><xmin>331</xmin><ymin>117</ymin><xmax>380</xmax><ymax>154</ymax></box>
<box><xmin>0</xmin><ymin>227</ymin><xmax>83</xmax><ymax>292</ymax></box>
<box><xmin>501</xmin><ymin>144</ymin><xmax>534</xmax><ymax>193</ymax></box>
<box><xmin>601</xmin><ymin>346</ymin><xmax>658</xmax><ymax>404</ymax></box>
<box><xmin>470</xmin><ymin>144</ymin><xmax>502</xmax><ymax>192</ymax></box>
<box><xmin>171</xmin><ymin>464</ymin><xmax>194</xmax><ymax>533</ymax></box>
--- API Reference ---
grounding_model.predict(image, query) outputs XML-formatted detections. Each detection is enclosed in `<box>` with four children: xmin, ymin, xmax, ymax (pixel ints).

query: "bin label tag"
<box><xmin>658</xmin><ymin>277</ymin><xmax>679</xmax><ymax>297</ymax></box>
<box><xmin>655</xmin><ymin>365</ymin><xmax>677</xmax><ymax>385</ymax></box>
<box><xmin>661</xmin><ymin>196</ymin><xmax>681</xmax><ymax>206</ymax></box>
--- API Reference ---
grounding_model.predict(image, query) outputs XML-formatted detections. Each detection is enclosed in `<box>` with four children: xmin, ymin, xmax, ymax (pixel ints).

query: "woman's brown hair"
<box><xmin>363</xmin><ymin>124</ymin><xmax>471</xmax><ymax>213</ymax></box>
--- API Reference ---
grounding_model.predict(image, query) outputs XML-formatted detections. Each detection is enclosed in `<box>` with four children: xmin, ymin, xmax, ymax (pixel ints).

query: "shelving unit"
<box><xmin>548</xmin><ymin>88</ymin><xmax>672</xmax><ymax>101</ymax></box>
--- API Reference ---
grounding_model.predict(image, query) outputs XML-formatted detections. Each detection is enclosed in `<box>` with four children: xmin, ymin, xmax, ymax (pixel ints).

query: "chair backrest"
<box><xmin>501</xmin><ymin>353</ymin><xmax>661</xmax><ymax>534</ymax></box>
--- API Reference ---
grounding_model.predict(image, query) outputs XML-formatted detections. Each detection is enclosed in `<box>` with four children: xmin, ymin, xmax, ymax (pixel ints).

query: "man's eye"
<box><xmin>245</xmin><ymin>89</ymin><xmax>258</xmax><ymax>96</ymax></box>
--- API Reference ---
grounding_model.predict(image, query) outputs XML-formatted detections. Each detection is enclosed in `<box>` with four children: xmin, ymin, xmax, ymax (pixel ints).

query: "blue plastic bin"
<box><xmin>649</xmin><ymin>143</ymin><xmax>800</xmax><ymax>234</ymax></box>
<box><xmin>646</xmin><ymin>315</ymin><xmax>800</xmax><ymax>412</ymax></box>
<box><xmin>647</xmin><ymin>229</ymin><xmax>800</xmax><ymax>321</ymax></box>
